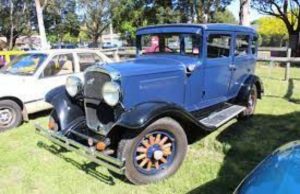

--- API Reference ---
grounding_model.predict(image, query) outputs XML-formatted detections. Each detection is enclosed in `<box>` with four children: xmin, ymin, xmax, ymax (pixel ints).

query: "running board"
<box><xmin>199</xmin><ymin>105</ymin><xmax>246</xmax><ymax>129</ymax></box>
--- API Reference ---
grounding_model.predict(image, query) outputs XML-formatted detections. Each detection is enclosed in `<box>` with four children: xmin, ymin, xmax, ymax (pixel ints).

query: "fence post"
<box><xmin>113</xmin><ymin>49</ymin><xmax>120</xmax><ymax>62</ymax></box>
<box><xmin>285</xmin><ymin>48</ymin><xmax>292</xmax><ymax>81</ymax></box>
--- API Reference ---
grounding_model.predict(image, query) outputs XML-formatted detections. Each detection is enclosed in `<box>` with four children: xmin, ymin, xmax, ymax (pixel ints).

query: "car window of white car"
<box><xmin>42</xmin><ymin>54</ymin><xmax>75</xmax><ymax>78</ymax></box>
<box><xmin>77</xmin><ymin>53</ymin><xmax>103</xmax><ymax>71</ymax></box>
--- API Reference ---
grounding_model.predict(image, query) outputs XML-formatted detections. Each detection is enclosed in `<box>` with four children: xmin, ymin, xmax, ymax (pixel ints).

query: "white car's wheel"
<box><xmin>0</xmin><ymin>100</ymin><xmax>22</xmax><ymax>132</ymax></box>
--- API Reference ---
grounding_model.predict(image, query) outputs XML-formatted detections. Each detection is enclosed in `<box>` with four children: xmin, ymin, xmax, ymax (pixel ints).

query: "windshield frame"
<box><xmin>136</xmin><ymin>33</ymin><xmax>202</xmax><ymax>58</ymax></box>
<box><xmin>3</xmin><ymin>53</ymin><xmax>48</xmax><ymax>76</ymax></box>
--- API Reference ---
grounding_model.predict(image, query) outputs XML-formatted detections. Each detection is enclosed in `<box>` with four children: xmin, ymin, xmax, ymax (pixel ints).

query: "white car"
<box><xmin>0</xmin><ymin>49</ymin><xmax>112</xmax><ymax>131</ymax></box>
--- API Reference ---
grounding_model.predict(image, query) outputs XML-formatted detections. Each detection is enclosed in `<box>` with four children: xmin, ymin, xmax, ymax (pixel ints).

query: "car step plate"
<box><xmin>199</xmin><ymin>105</ymin><xmax>246</xmax><ymax>129</ymax></box>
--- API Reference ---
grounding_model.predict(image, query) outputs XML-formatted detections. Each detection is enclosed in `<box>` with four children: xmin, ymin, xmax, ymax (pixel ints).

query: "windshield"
<box><xmin>138</xmin><ymin>33</ymin><xmax>201</xmax><ymax>57</ymax></box>
<box><xmin>4</xmin><ymin>53</ymin><xmax>47</xmax><ymax>75</ymax></box>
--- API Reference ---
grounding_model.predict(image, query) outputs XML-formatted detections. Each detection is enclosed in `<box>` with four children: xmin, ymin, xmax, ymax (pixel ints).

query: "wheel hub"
<box><xmin>0</xmin><ymin>109</ymin><xmax>13</xmax><ymax>125</ymax></box>
<box><xmin>153</xmin><ymin>150</ymin><xmax>163</xmax><ymax>160</ymax></box>
<box><xmin>134</xmin><ymin>131</ymin><xmax>175</xmax><ymax>174</ymax></box>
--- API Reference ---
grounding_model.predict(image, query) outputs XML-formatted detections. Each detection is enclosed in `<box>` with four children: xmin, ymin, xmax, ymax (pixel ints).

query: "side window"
<box><xmin>165</xmin><ymin>35</ymin><xmax>180</xmax><ymax>52</ymax></box>
<box><xmin>207</xmin><ymin>34</ymin><xmax>231</xmax><ymax>58</ymax></box>
<box><xmin>183</xmin><ymin>34</ymin><xmax>200</xmax><ymax>56</ymax></box>
<box><xmin>235</xmin><ymin>35</ymin><xmax>250</xmax><ymax>56</ymax></box>
<box><xmin>43</xmin><ymin>54</ymin><xmax>74</xmax><ymax>78</ymax></box>
<box><xmin>251</xmin><ymin>36</ymin><xmax>258</xmax><ymax>54</ymax></box>
<box><xmin>78</xmin><ymin>53</ymin><xmax>102</xmax><ymax>71</ymax></box>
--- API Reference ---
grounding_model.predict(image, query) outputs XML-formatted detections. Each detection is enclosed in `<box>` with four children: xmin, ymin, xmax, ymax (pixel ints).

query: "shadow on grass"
<box><xmin>188</xmin><ymin>111</ymin><xmax>300</xmax><ymax>194</ymax></box>
<box><xmin>284</xmin><ymin>79</ymin><xmax>300</xmax><ymax>104</ymax></box>
<box><xmin>37</xmin><ymin>141</ymin><xmax>116</xmax><ymax>185</ymax></box>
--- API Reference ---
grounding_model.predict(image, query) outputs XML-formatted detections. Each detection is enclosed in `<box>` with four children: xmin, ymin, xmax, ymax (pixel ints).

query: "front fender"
<box><xmin>46</xmin><ymin>86</ymin><xmax>84</xmax><ymax>132</ymax></box>
<box><xmin>114</xmin><ymin>101</ymin><xmax>211</xmax><ymax>132</ymax></box>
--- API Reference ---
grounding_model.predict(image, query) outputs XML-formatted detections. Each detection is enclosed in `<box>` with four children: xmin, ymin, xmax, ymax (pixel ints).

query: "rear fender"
<box><xmin>237</xmin><ymin>75</ymin><xmax>264</xmax><ymax>103</ymax></box>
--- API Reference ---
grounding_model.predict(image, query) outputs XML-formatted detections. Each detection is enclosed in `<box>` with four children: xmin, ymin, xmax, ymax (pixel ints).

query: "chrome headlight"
<box><xmin>66</xmin><ymin>76</ymin><xmax>82</xmax><ymax>97</ymax></box>
<box><xmin>102</xmin><ymin>82</ymin><xmax>120</xmax><ymax>106</ymax></box>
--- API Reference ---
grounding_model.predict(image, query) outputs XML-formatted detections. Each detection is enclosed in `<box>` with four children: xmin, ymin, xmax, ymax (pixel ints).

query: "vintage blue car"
<box><xmin>36</xmin><ymin>24</ymin><xmax>264</xmax><ymax>184</ymax></box>
<box><xmin>234</xmin><ymin>141</ymin><xmax>300</xmax><ymax>194</ymax></box>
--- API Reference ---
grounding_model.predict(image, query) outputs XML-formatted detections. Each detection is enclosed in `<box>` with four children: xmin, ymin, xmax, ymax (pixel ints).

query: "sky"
<box><xmin>228</xmin><ymin>0</ymin><xmax>263</xmax><ymax>22</ymax></box>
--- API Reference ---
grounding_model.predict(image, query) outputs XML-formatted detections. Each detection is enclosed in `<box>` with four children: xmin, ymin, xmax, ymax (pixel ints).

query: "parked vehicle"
<box><xmin>102</xmin><ymin>42</ymin><xmax>118</xmax><ymax>49</ymax></box>
<box><xmin>36</xmin><ymin>24</ymin><xmax>264</xmax><ymax>184</ymax></box>
<box><xmin>0</xmin><ymin>50</ymin><xmax>25</xmax><ymax>69</ymax></box>
<box><xmin>0</xmin><ymin>49</ymin><xmax>112</xmax><ymax>131</ymax></box>
<box><xmin>234</xmin><ymin>141</ymin><xmax>300</xmax><ymax>194</ymax></box>
<box><xmin>52</xmin><ymin>43</ymin><xmax>78</xmax><ymax>49</ymax></box>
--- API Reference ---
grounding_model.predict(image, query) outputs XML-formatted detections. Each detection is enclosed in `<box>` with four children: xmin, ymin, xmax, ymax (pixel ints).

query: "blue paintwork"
<box><xmin>235</xmin><ymin>141</ymin><xmax>300</xmax><ymax>194</ymax></box>
<box><xmin>100</xmin><ymin>24</ymin><xmax>258</xmax><ymax>112</ymax></box>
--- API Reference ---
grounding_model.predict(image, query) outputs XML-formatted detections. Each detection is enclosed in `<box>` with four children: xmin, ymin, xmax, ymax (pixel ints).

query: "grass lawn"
<box><xmin>1</xmin><ymin>64</ymin><xmax>300</xmax><ymax>194</ymax></box>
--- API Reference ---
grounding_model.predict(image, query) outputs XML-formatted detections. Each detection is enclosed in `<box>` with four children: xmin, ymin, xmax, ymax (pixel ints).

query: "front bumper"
<box><xmin>35</xmin><ymin>123</ymin><xmax>125</xmax><ymax>175</ymax></box>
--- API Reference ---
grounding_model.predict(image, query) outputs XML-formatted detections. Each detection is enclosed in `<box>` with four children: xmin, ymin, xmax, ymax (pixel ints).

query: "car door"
<box><xmin>36</xmin><ymin>53</ymin><xmax>80</xmax><ymax>106</ymax></box>
<box><xmin>228</xmin><ymin>33</ymin><xmax>252</xmax><ymax>97</ymax></box>
<box><xmin>202</xmin><ymin>32</ymin><xmax>233</xmax><ymax>106</ymax></box>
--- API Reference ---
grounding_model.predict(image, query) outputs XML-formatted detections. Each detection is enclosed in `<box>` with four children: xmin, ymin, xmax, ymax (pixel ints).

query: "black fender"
<box><xmin>46</xmin><ymin>86</ymin><xmax>85</xmax><ymax>132</ymax></box>
<box><xmin>236</xmin><ymin>74</ymin><xmax>264</xmax><ymax>103</ymax></box>
<box><xmin>110</xmin><ymin>102</ymin><xmax>212</xmax><ymax>136</ymax></box>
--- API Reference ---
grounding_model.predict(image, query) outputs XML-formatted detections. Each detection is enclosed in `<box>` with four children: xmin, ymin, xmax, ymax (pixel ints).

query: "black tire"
<box><xmin>0</xmin><ymin>100</ymin><xmax>22</xmax><ymax>132</ymax></box>
<box><xmin>117</xmin><ymin>117</ymin><xmax>188</xmax><ymax>185</ymax></box>
<box><xmin>239</xmin><ymin>84</ymin><xmax>258</xmax><ymax>118</ymax></box>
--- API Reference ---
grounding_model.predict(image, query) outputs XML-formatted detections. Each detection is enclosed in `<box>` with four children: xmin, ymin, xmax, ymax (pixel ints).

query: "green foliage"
<box><xmin>210</xmin><ymin>9</ymin><xmax>237</xmax><ymax>24</ymax></box>
<box><xmin>255</xmin><ymin>16</ymin><xmax>288</xmax><ymax>47</ymax></box>
<box><xmin>112</xmin><ymin>0</ymin><xmax>234</xmax><ymax>44</ymax></box>
<box><xmin>0</xmin><ymin>0</ymin><xmax>35</xmax><ymax>49</ymax></box>
<box><xmin>44</xmin><ymin>0</ymin><xmax>80</xmax><ymax>43</ymax></box>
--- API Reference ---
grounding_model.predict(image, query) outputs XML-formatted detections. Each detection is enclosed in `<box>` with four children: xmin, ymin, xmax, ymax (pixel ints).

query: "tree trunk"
<box><xmin>8</xmin><ymin>0</ymin><xmax>14</xmax><ymax>50</ymax></box>
<box><xmin>35</xmin><ymin>0</ymin><xmax>48</xmax><ymax>49</ymax></box>
<box><xmin>239</xmin><ymin>0</ymin><xmax>251</xmax><ymax>26</ymax></box>
<box><xmin>93</xmin><ymin>35</ymin><xmax>99</xmax><ymax>47</ymax></box>
<box><xmin>288</xmin><ymin>31</ymin><xmax>300</xmax><ymax>57</ymax></box>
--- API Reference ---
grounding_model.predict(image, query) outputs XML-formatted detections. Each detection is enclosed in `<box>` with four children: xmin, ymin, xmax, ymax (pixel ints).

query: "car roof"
<box><xmin>137</xmin><ymin>23</ymin><xmax>256</xmax><ymax>35</ymax></box>
<box><xmin>24</xmin><ymin>49</ymin><xmax>101</xmax><ymax>55</ymax></box>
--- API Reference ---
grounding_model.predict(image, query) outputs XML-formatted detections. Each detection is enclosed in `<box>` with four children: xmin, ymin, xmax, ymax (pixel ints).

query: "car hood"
<box><xmin>104</xmin><ymin>55</ymin><xmax>200</xmax><ymax>77</ymax></box>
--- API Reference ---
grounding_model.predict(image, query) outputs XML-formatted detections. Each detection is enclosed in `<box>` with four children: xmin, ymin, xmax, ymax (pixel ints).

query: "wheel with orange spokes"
<box><xmin>117</xmin><ymin>117</ymin><xmax>187</xmax><ymax>185</ymax></box>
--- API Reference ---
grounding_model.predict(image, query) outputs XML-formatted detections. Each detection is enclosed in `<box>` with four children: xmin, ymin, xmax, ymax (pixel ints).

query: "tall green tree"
<box><xmin>210</xmin><ymin>9</ymin><xmax>237</xmax><ymax>24</ymax></box>
<box><xmin>252</xmin><ymin>0</ymin><xmax>300</xmax><ymax>54</ymax></box>
<box><xmin>79</xmin><ymin>0</ymin><xmax>111</xmax><ymax>46</ymax></box>
<box><xmin>255</xmin><ymin>16</ymin><xmax>288</xmax><ymax>47</ymax></box>
<box><xmin>0</xmin><ymin>0</ymin><xmax>34</xmax><ymax>50</ymax></box>
<box><xmin>43</xmin><ymin>0</ymin><xmax>80</xmax><ymax>44</ymax></box>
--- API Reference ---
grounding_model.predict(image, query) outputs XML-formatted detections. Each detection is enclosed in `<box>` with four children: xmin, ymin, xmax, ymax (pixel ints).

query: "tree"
<box><xmin>34</xmin><ymin>0</ymin><xmax>48</xmax><ymax>49</ymax></box>
<box><xmin>0</xmin><ymin>0</ymin><xmax>34</xmax><ymax>50</ymax></box>
<box><xmin>177</xmin><ymin>0</ymin><xmax>233</xmax><ymax>23</ymax></box>
<box><xmin>252</xmin><ymin>0</ymin><xmax>300</xmax><ymax>54</ymax></box>
<box><xmin>255</xmin><ymin>16</ymin><xmax>288</xmax><ymax>47</ymax></box>
<box><xmin>239</xmin><ymin>0</ymin><xmax>250</xmax><ymax>26</ymax></box>
<box><xmin>44</xmin><ymin>0</ymin><xmax>80</xmax><ymax>44</ymax></box>
<box><xmin>112</xmin><ymin>0</ymin><xmax>234</xmax><ymax>45</ymax></box>
<box><xmin>210</xmin><ymin>9</ymin><xmax>237</xmax><ymax>24</ymax></box>
<box><xmin>79</xmin><ymin>0</ymin><xmax>111</xmax><ymax>46</ymax></box>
